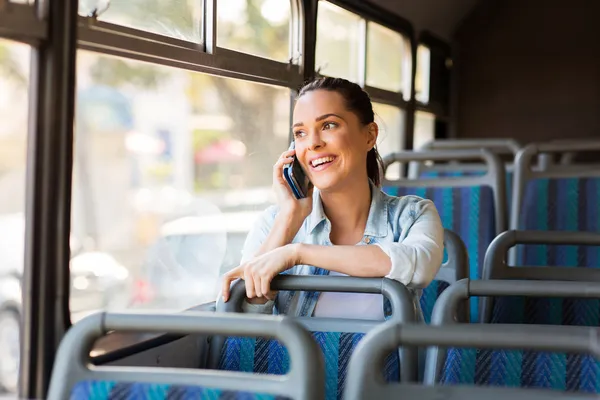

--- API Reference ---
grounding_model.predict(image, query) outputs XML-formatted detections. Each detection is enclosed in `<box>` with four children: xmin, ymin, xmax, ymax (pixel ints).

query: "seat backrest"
<box><xmin>344</xmin><ymin>321</ymin><xmax>600</xmax><ymax>400</ymax></box>
<box><xmin>47</xmin><ymin>311</ymin><xmax>324</xmax><ymax>400</ymax></box>
<box><xmin>212</xmin><ymin>276</ymin><xmax>418</xmax><ymax>400</ymax></box>
<box><xmin>419</xmin><ymin>229</ymin><xmax>469</xmax><ymax>323</ymax></box>
<box><xmin>383</xmin><ymin>149</ymin><xmax>506</xmax><ymax>320</ymax></box>
<box><xmin>418</xmin><ymin>139</ymin><xmax>522</xmax><ymax>154</ymax></box>
<box><xmin>480</xmin><ymin>230</ymin><xmax>600</xmax><ymax>323</ymax></box>
<box><xmin>218</xmin><ymin>331</ymin><xmax>400</xmax><ymax>400</ymax></box>
<box><xmin>411</xmin><ymin>138</ymin><xmax>520</xmax><ymax>181</ymax></box>
<box><xmin>510</xmin><ymin>142</ymin><xmax>600</xmax><ymax>267</ymax></box>
<box><xmin>417</xmin><ymin>169</ymin><xmax>513</xmax><ymax>214</ymax></box>
<box><xmin>428</xmin><ymin>279</ymin><xmax>600</xmax><ymax>393</ymax></box>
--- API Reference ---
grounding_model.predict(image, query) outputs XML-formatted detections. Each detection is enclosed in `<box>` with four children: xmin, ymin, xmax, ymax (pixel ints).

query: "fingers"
<box><xmin>252</xmin><ymin>269</ymin><xmax>263</xmax><ymax>298</ymax></box>
<box><xmin>273</xmin><ymin>155</ymin><xmax>295</xmax><ymax>185</ymax></box>
<box><xmin>243</xmin><ymin>268</ymin><xmax>256</xmax><ymax>299</ymax></box>
<box><xmin>224</xmin><ymin>263</ymin><xmax>276</xmax><ymax>302</ymax></box>
<box><xmin>221</xmin><ymin>267</ymin><xmax>242</xmax><ymax>302</ymax></box>
<box><xmin>274</xmin><ymin>157</ymin><xmax>294</xmax><ymax>169</ymax></box>
<box><xmin>279</xmin><ymin>149</ymin><xmax>295</xmax><ymax>159</ymax></box>
<box><xmin>260</xmin><ymin>275</ymin><xmax>271</xmax><ymax>299</ymax></box>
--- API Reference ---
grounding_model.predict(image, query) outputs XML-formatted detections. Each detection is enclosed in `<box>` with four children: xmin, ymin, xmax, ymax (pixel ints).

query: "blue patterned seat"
<box><xmin>490</xmin><ymin>296</ymin><xmax>600</xmax><ymax>327</ymax></box>
<box><xmin>218</xmin><ymin>332</ymin><xmax>399</xmax><ymax>400</ymax></box>
<box><xmin>384</xmin><ymin>185</ymin><xmax>497</xmax><ymax>321</ymax></box>
<box><xmin>420</xmin><ymin>170</ymin><xmax>513</xmax><ymax>212</ymax></box>
<box><xmin>439</xmin><ymin>295</ymin><xmax>600</xmax><ymax>393</ymax></box>
<box><xmin>517</xmin><ymin>177</ymin><xmax>600</xmax><ymax>267</ymax></box>
<box><xmin>440</xmin><ymin>348</ymin><xmax>600</xmax><ymax>393</ymax></box>
<box><xmin>509</xmin><ymin>177</ymin><xmax>600</xmax><ymax>335</ymax></box>
<box><xmin>70</xmin><ymin>380</ymin><xmax>292</xmax><ymax>399</ymax></box>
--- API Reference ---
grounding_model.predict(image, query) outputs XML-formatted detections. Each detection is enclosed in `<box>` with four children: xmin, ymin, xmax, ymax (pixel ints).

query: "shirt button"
<box><xmin>364</xmin><ymin>237</ymin><xmax>371</xmax><ymax>244</ymax></box>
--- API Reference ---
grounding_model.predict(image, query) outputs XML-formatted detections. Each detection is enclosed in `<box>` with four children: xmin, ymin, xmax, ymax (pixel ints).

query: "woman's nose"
<box><xmin>308</xmin><ymin>132</ymin><xmax>324</xmax><ymax>150</ymax></box>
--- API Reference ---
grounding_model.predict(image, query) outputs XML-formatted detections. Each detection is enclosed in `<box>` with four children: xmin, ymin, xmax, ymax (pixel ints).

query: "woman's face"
<box><xmin>292</xmin><ymin>90</ymin><xmax>377</xmax><ymax>192</ymax></box>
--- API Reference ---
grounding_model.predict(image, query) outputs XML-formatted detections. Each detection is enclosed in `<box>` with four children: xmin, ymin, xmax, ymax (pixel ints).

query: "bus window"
<box><xmin>78</xmin><ymin>0</ymin><xmax>203</xmax><ymax>43</ymax></box>
<box><xmin>315</xmin><ymin>1</ymin><xmax>361</xmax><ymax>82</ymax></box>
<box><xmin>0</xmin><ymin>38</ymin><xmax>30</xmax><ymax>394</ymax></box>
<box><xmin>414</xmin><ymin>111</ymin><xmax>435</xmax><ymax>149</ymax></box>
<box><xmin>72</xmin><ymin>51</ymin><xmax>290</xmax><ymax>314</ymax></box>
<box><xmin>415</xmin><ymin>45</ymin><xmax>431</xmax><ymax>104</ymax></box>
<box><xmin>373</xmin><ymin>103</ymin><xmax>405</xmax><ymax>180</ymax></box>
<box><xmin>366</xmin><ymin>22</ymin><xmax>410</xmax><ymax>96</ymax></box>
<box><xmin>217</xmin><ymin>0</ymin><xmax>292</xmax><ymax>61</ymax></box>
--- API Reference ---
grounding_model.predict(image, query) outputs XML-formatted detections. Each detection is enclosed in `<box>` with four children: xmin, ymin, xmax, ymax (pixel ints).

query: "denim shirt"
<box><xmin>239</xmin><ymin>183</ymin><xmax>444</xmax><ymax>321</ymax></box>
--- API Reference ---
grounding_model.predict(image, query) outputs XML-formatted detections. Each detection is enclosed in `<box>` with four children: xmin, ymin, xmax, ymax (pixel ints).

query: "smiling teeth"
<box><xmin>311</xmin><ymin>156</ymin><xmax>334</xmax><ymax>167</ymax></box>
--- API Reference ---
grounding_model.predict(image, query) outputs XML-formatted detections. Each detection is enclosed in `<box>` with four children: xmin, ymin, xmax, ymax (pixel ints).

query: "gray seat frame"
<box><xmin>382</xmin><ymin>149</ymin><xmax>507</xmax><ymax>234</ymax></box>
<box><xmin>510</xmin><ymin>141</ymin><xmax>600</xmax><ymax>232</ymax></box>
<box><xmin>411</xmin><ymin>139</ymin><xmax>521</xmax><ymax>178</ymax></box>
<box><xmin>480</xmin><ymin>230</ymin><xmax>600</xmax><ymax>321</ymax></box>
<box><xmin>211</xmin><ymin>275</ymin><xmax>419</xmax><ymax>382</ymax></box>
<box><xmin>47</xmin><ymin>311</ymin><xmax>325</xmax><ymax>400</ymax></box>
<box><xmin>344</xmin><ymin>321</ymin><xmax>600</xmax><ymax>400</ymax></box>
<box><xmin>426</xmin><ymin>278</ymin><xmax>600</xmax><ymax>384</ymax></box>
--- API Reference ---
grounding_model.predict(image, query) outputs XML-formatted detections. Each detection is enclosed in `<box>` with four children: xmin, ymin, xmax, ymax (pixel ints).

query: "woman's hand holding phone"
<box><xmin>273</xmin><ymin>148</ymin><xmax>313</xmax><ymax>219</ymax></box>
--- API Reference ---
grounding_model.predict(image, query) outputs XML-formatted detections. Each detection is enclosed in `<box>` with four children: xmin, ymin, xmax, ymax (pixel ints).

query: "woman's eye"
<box><xmin>323</xmin><ymin>122</ymin><xmax>337</xmax><ymax>130</ymax></box>
<box><xmin>294</xmin><ymin>130</ymin><xmax>306</xmax><ymax>138</ymax></box>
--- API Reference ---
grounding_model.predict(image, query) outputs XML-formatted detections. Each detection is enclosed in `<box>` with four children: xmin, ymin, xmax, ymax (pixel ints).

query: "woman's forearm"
<box><xmin>293</xmin><ymin>236</ymin><xmax>442</xmax><ymax>288</ymax></box>
<box><xmin>295</xmin><ymin>243</ymin><xmax>392</xmax><ymax>277</ymax></box>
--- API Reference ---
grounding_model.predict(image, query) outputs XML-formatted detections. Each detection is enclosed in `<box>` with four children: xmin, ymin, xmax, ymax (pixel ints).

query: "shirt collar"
<box><xmin>307</xmin><ymin>181</ymin><xmax>388</xmax><ymax>237</ymax></box>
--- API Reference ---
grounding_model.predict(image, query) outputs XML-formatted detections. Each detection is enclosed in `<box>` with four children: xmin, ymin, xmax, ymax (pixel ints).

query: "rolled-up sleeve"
<box><xmin>240</xmin><ymin>206</ymin><xmax>278</xmax><ymax>263</ymax></box>
<box><xmin>375</xmin><ymin>199</ymin><xmax>444</xmax><ymax>289</ymax></box>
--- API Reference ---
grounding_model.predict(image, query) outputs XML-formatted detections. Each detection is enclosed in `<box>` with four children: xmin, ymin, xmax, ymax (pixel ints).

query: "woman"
<box><xmin>221</xmin><ymin>77</ymin><xmax>443</xmax><ymax>321</ymax></box>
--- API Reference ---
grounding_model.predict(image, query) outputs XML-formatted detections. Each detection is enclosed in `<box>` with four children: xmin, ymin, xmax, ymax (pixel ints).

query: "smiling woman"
<box><xmin>221</xmin><ymin>77</ymin><xmax>444</xmax><ymax>323</ymax></box>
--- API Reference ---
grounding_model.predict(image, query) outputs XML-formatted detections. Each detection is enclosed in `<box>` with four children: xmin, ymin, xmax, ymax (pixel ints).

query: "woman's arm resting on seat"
<box><xmin>222</xmin><ymin>204</ymin><xmax>444</xmax><ymax>300</ymax></box>
<box><xmin>293</xmin><ymin>201</ymin><xmax>444</xmax><ymax>288</ymax></box>
<box><xmin>297</xmin><ymin>206</ymin><xmax>444</xmax><ymax>288</ymax></box>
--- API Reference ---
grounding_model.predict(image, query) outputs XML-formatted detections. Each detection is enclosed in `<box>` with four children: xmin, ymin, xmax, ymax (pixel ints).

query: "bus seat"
<box><xmin>428</xmin><ymin>279</ymin><xmax>600</xmax><ymax>394</ymax></box>
<box><xmin>210</xmin><ymin>276</ymin><xmax>418</xmax><ymax>400</ymax></box>
<box><xmin>517</xmin><ymin>177</ymin><xmax>600</xmax><ymax>265</ymax></box>
<box><xmin>382</xmin><ymin>149</ymin><xmax>506</xmax><ymax>320</ymax></box>
<box><xmin>343</xmin><ymin>322</ymin><xmax>600</xmax><ymax>400</ymax></box>
<box><xmin>418</xmin><ymin>168</ymin><xmax>513</xmax><ymax>213</ymax></box>
<box><xmin>410</xmin><ymin>138</ymin><xmax>518</xmax><ymax>208</ymax></box>
<box><xmin>47</xmin><ymin>312</ymin><xmax>324</xmax><ymax>400</ymax></box>
<box><xmin>70</xmin><ymin>381</ymin><xmax>293</xmax><ymax>399</ymax></box>
<box><xmin>217</xmin><ymin>332</ymin><xmax>399</xmax><ymax>400</ymax></box>
<box><xmin>510</xmin><ymin>143</ymin><xmax>600</xmax><ymax>267</ymax></box>
<box><xmin>479</xmin><ymin>230</ymin><xmax>600</xmax><ymax>325</ymax></box>
<box><xmin>419</xmin><ymin>229</ymin><xmax>468</xmax><ymax>323</ymax></box>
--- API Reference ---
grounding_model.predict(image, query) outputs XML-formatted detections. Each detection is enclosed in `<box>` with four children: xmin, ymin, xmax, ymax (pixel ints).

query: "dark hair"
<box><xmin>297</xmin><ymin>77</ymin><xmax>384</xmax><ymax>187</ymax></box>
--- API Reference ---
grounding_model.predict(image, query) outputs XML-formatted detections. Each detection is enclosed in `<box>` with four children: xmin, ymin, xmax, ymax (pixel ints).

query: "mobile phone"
<box><xmin>283</xmin><ymin>141</ymin><xmax>311</xmax><ymax>199</ymax></box>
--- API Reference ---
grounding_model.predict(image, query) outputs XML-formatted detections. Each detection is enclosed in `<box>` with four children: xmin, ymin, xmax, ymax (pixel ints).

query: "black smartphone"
<box><xmin>282</xmin><ymin>141</ymin><xmax>311</xmax><ymax>199</ymax></box>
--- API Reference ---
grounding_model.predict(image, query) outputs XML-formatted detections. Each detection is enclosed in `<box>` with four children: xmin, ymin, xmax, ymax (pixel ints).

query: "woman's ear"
<box><xmin>366</xmin><ymin>122</ymin><xmax>379</xmax><ymax>150</ymax></box>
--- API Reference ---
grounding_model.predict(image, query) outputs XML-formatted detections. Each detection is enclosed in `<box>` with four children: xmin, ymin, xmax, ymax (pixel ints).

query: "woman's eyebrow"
<box><xmin>315</xmin><ymin>113</ymin><xmax>343</xmax><ymax>122</ymax></box>
<box><xmin>293</xmin><ymin>113</ymin><xmax>344</xmax><ymax>128</ymax></box>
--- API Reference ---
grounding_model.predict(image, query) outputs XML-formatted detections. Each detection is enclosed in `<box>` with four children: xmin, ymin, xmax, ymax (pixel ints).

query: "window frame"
<box><xmin>0</xmin><ymin>0</ymin><xmax>77</xmax><ymax>397</ymax></box>
<box><xmin>0</xmin><ymin>2</ymin><xmax>46</xmax><ymax>43</ymax></box>
<box><xmin>415</xmin><ymin>30</ymin><xmax>452</xmax><ymax>142</ymax></box>
<box><xmin>77</xmin><ymin>0</ymin><xmax>305</xmax><ymax>89</ymax></box>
